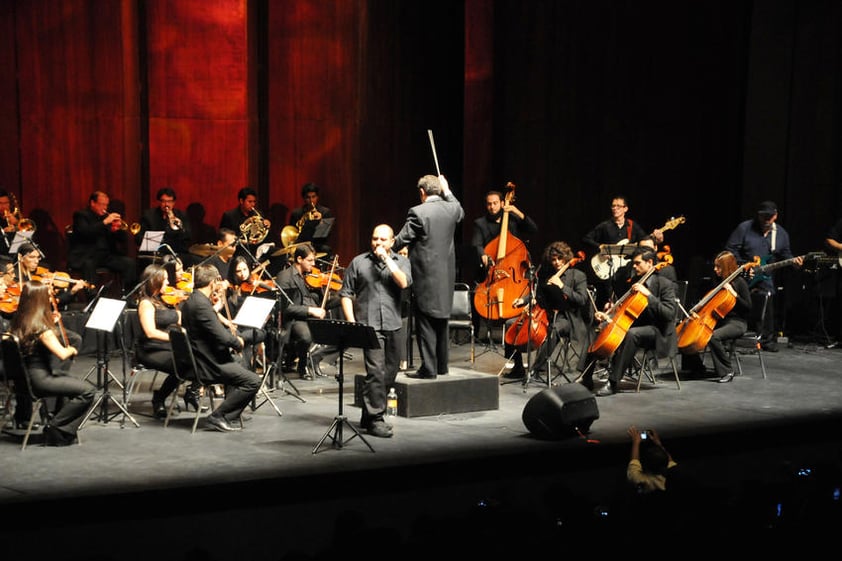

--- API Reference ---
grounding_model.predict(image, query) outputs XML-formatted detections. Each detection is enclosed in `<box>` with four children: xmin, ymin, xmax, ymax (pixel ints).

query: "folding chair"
<box><xmin>728</xmin><ymin>289</ymin><xmax>770</xmax><ymax>379</ymax></box>
<box><xmin>122</xmin><ymin>309</ymin><xmax>161</xmax><ymax>412</ymax></box>
<box><xmin>167</xmin><ymin>326</ymin><xmax>215</xmax><ymax>433</ymax></box>
<box><xmin>449</xmin><ymin>283</ymin><xmax>475</xmax><ymax>363</ymax></box>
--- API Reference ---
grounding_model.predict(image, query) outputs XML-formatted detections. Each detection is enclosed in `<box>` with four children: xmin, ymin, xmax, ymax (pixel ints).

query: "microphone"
<box><xmin>158</xmin><ymin>243</ymin><xmax>177</xmax><ymax>258</ymax></box>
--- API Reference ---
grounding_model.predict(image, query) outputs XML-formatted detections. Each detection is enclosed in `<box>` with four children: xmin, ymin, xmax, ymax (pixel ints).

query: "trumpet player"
<box><xmin>0</xmin><ymin>189</ymin><xmax>21</xmax><ymax>254</ymax></box>
<box><xmin>66</xmin><ymin>190</ymin><xmax>137</xmax><ymax>293</ymax></box>
<box><xmin>136</xmin><ymin>187</ymin><xmax>195</xmax><ymax>265</ymax></box>
<box><xmin>289</xmin><ymin>182</ymin><xmax>334</xmax><ymax>257</ymax></box>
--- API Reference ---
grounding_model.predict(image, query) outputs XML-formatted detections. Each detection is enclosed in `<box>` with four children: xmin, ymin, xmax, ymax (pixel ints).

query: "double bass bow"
<box><xmin>473</xmin><ymin>182</ymin><xmax>530</xmax><ymax>321</ymax></box>
<box><xmin>676</xmin><ymin>256</ymin><xmax>760</xmax><ymax>354</ymax></box>
<box><xmin>588</xmin><ymin>260</ymin><xmax>669</xmax><ymax>359</ymax></box>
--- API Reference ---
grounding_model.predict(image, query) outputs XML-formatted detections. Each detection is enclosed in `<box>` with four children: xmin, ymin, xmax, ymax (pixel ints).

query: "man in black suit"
<box><xmin>135</xmin><ymin>186</ymin><xmax>194</xmax><ymax>266</ymax></box>
<box><xmin>393</xmin><ymin>174</ymin><xmax>465</xmax><ymax>379</ymax></box>
<box><xmin>66</xmin><ymin>190</ymin><xmax>136</xmax><ymax>293</ymax></box>
<box><xmin>219</xmin><ymin>187</ymin><xmax>271</xmax><ymax>263</ymax></box>
<box><xmin>180</xmin><ymin>264</ymin><xmax>262</xmax><ymax>432</ymax></box>
<box><xmin>289</xmin><ymin>182</ymin><xmax>335</xmax><ymax>257</ymax></box>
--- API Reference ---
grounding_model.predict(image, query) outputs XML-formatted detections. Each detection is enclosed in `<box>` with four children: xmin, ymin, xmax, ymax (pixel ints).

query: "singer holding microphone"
<box><xmin>136</xmin><ymin>187</ymin><xmax>195</xmax><ymax>266</ymax></box>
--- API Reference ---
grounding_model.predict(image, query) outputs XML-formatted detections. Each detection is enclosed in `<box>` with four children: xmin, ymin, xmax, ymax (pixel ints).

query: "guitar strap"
<box><xmin>770</xmin><ymin>222</ymin><xmax>777</xmax><ymax>252</ymax></box>
<box><xmin>626</xmin><ymin>219</ymin><xmax>633</xmax><ymax>241</ymax></box>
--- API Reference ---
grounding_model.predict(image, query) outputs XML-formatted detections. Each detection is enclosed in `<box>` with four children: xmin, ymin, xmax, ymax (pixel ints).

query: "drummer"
<box><xmin>193</xmin><ymin>228</ymin><xmax>238</xmax><ymax>283</ymax></box>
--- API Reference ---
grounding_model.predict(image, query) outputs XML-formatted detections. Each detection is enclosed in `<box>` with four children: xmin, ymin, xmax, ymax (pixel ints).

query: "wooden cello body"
<box><xmin>676</xmin><ymin>257</ymin><xmax>759</xmax><ymax>354</ymax></box>
<box><xmin>588</xmin><ymin>262</ymin><xmax>667</xmax><ymax>359</ymax></box>
<box><xmin>504</xmin><ymin>304</ymin><xmax>548</xmax><ymax>348</ymax></box>
<box><xmin>473</xmin><ymin>183</ymin><xmax>529</xmax><ymax>321</ymax></box>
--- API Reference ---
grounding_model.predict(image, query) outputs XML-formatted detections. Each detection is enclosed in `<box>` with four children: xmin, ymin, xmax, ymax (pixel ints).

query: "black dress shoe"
<box><xmin>597</xmin><ymin>382</ymin><xmax>618</xmax><ymax>396</ymax></box>
<box><xmin>43</xmin><ymin>425</ymin><xmax>76</xmax><ymax>447</ymax></box>
<box><xmin>406</xmin><ymin>371</ymin><xmax>436</xmax><ymax>380</ymax></box>
<box><xmin>366</xmin><ymin>421</ymin><xmax>393</xmax><ymax>438</ymax></box>
<box><xmin>717</xmin><ymin>372</ymin><xmax>735</xmax><ymax>383</ymax></box>
<box><xmin>580</xmin><ymin>378</ymin><xmax>594</xmax><ymax>392</ymax></box>
<box><xmin>503</xmin><ymin>366</ymin><xmax>526</xmax><ymax>379</ymax></box>
<box><xmin>206</xmin><ymin>415</ymin><xmax>242</xmax><ymax>432</ymax></box>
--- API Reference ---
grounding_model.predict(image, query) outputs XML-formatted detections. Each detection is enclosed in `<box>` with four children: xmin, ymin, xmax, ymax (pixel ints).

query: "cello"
<box><xmin>588</xmin><ymin>261</ymin><xmax>668</xmax><ymax>359</ymax></box>
<box><xmin>504</xmin><ymin>251</ymin><xmax>586</xmax><ymax>348</ymax></box>
<box><xmin>676</xmin><ymin>257</ymin><xmax>760</xmax><ymax>354</ymax></box>
<box><xmin>473</xmin><ymin>182</ymin><xmax>530</xmax><ymax>321</ymax></box>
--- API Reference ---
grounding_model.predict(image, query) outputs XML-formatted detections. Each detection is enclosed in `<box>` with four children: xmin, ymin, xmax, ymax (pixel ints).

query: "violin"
<box><xmin>240</xmin><ymin>277</ymin><xmax>278</xmax><ymax>294</ymax></box>
<box><xmin>306</xmin><ymin>267</ymin><xmax>342</xmax><ymax>292</ymax></box>
<box><xmin>0</xmin><ymin>293</ymin><xmax>19</xmax><ymax>314</ymax></box>
<box><xmin>30</xmin><ymin>266</ymin><xmax>95</xmax><ymax>290</ymax></box>
<box><xmin>176</xmin><ymin>271</ymin><xmax>193</xmax><ymax>292</ymax></box>
<box><xmin>161</xmin><ymin>286</ymin><xmax>190</xmax><ymax>306</ymax></box>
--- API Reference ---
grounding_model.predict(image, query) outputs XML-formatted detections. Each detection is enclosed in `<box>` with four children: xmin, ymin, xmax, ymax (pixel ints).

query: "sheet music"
<box><xmin>232</xmin><ymin>296</ymin><xmax>276</xmax><ymax>329</ymax></box>
<box><xmin>8</xmin><ymin>230</ymin><xmax>34</xmax><ymax>254</ymax></box>
<box><xmin>140</xmin><ymin>231</ymin><xmax>165</xmax><ymax>252</ymax></box>
<box><xmin>85</xmin><ymin>298</ymin><xmax>127</xmax><ymax>332</ymax></box>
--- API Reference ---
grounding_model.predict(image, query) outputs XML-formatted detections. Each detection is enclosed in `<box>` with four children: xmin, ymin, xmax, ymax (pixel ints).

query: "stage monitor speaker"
<box><xmin>522</xmin><ymin>384</ymin><xmax>599</xmax><ymax>439</ymax></box>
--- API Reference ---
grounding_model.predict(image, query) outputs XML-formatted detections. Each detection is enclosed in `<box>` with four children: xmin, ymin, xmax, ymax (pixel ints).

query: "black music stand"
<box><xmin>233</xmin><ymin>295</ymin><xmax>285</xmax><ymax>415</ymax></box>
<box><xmin>310</xmin><ymin>319</ymin><xmax>379</xmax><ymax>454</ymax></box>
<box><xmin>79</xmin><ymin>297</ymin><xmax>139</xmax><ymax>428</ymax></box>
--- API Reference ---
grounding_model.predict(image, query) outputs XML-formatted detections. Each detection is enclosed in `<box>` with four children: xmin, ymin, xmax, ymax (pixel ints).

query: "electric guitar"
<box><xmin>591</xmin><ymin>216</ymin><xmax>685</xmax><ymax>280</ymax></box>
<box><xmin>746</xmin><ymin>251</ymin><xmax>826</xmax><ymax>288</ymax></box>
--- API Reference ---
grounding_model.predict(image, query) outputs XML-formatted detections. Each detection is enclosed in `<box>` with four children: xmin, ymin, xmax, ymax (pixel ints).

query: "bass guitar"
<box><xmin>676</xmin><ymin>257</ymin><xmax>760</xmax><ymax>354</ymax></box>
<box><xmin>588</xmin><ymin>261</ymin><xmax>668</xmax><ymax>359</ymax></box>
<box><xmin>746</xmin><ymin>251</ymin><xmax>825</xmax><ymax>288</ymax></box>
<box><xmin>591</xmin><ymin>216</ymin><xmax>685</xmax><ymax>280</ymax></box>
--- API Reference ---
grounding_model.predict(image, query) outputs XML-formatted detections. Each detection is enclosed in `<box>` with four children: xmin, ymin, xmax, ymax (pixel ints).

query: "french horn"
<box><xmin>240</xmin><ymin>209</ymin><xmax>270</xmax><ymax>245</ymax></box>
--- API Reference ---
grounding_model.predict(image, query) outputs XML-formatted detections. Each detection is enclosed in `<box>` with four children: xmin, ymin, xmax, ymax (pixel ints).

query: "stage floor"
<box><xmin>2</xmin><ymin>332</ymin><xmax>842</xmax><ymax>557</ymax></box>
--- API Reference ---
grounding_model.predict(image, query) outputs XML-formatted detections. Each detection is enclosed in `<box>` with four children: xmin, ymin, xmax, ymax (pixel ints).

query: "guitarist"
<box><xmin>724</xmin><ymin>201</ymin><xmax>802</xmax><ymax>352</ymax></box>
<box><xmin>583</xmin><ymin>195</ymin><xmax>663</xmax><ymax>310</ymax></box>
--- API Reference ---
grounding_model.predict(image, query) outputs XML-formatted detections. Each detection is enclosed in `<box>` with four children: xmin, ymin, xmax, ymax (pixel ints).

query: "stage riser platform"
<box><xmin>353</xmin><ymin>370</ymin><xmax>499</xmax><ymax>418</ymax></box>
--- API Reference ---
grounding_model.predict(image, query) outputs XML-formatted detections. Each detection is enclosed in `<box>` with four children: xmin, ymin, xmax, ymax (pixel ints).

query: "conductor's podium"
<box><xmin>353</xmin><ymin>368</ymin><xmax>499</xmax><ymax>418</ymax></box>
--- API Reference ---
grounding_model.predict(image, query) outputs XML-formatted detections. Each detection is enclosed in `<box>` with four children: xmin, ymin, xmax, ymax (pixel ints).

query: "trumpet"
<box><xmin>165</xmin><ymin>207</ymin><xmax>183</xmax><ymax>230</ymax></box>
<box><xmin>117</xmin><ymin>219</ymin><xmax>142</xmax><ymax>235</ymax></box>
<box><xmin>4</xmin><ymin>192</ymin><xmax>36</xmax><ymax>233</ymax></box>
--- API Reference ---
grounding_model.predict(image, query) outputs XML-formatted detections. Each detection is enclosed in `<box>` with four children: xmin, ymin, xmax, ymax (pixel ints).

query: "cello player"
<box><xmin>471</xmin><ymin>189</ymin><xmax>538</xmax><ymax>340</ymax></box>
<box><xmin>580</xmin><ymin>248</ymin><xmax>676</xmax><ymax>395</ymax></box>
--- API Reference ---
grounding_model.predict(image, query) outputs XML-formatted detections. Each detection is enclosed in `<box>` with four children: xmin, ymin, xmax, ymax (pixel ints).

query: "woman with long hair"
<box><xmin>708</xmin><ymin>251</ymin><xmax>753</xmax><ymax>383</ymax></box>
<box><xmin>135</xmin><ymin>264</ymin><xmax>184</xmax><ymax>418</ymax></box>
<box><xmin>10</xmin><ymin>281</ymin><xmax>95</xmax><ymax>446</ymax></box>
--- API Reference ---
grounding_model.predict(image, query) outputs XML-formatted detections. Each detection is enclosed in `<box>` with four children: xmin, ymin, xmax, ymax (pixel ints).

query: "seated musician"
<box><xmin>274</xmin><ymin>243</ymin><xmax>341</xmax><ymax>380</ymax></box>
<box><xmin>531</xmin><ymin>241</ymin><xmax>593</xmax><ymax>376</ymax></box>
<box><xmin>580</xmin><ymin>248</ymin><xmax>677</xmax><ymax>395</ymax></box>
<box><xmin>680</xmin><ymin>251</ymin><xmax>752</xmax><ymax>384</ymax></box>
<box><xmin>611</xmin><ymin>237</ymin><xmax>677</xmax><ymax>299</ymax></box>
<box><xmin>225</xmin><ymin>256</ymin><xmax>268</xmax><ymax>370</ymax></box>
<box><xmin>14</xmin><ymin>242</ymin><xmax>84</xmax><ymax>362</ymax></box>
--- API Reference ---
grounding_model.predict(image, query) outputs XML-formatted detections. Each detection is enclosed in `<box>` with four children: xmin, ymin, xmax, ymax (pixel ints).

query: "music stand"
<box><xmin>233</xmin><ymin>295</ymin><xmax>284</xmax><ymax>416</ymax></box>
<box><xmin>7</xmin><ymin>230</ymin><xmax>34</xmax><ymax>255</ymax></box>
<box><xmin>79</xmin><ymin>297</ymin><xmax>140</xmax><ymax>428</ymax></box>
<box><xmin>310</xmin><ymin>319</ymin><xmax>379</xmax><ymax>454</ymax></box>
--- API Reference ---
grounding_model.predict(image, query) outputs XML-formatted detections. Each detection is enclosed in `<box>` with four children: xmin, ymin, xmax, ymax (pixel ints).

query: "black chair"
<box><xmin>167</xmin><ymin>326</ymin><xmax>215</xmax><ymax>433</ymax></box>
<box><xmin>0</xmin><ymin>332</ymin><xmax>56</xmax><ymax>450</ymax></box>
<box><xmin>122</xmin><ymin>309</ymin><xmax>161</xmax><ymax>413</ymax></box>
<box><xmin>449</xmin><ymin>283</ymin><xmax>475</xmax><ymax>364</ymax></box>
<box><xmin>728</xmin><ymin>289</ymin><xmax>770</xmax><ymax>379</ymax></box>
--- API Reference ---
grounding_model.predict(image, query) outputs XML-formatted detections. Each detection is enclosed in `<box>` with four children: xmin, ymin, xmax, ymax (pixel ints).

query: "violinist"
<box><xmin>0</xmin><ymin>255</ymin><xmax>15</xmax><ymax>328</ymax></box>
<box><xmin>471</xmin><ymin>189</ymin><xmax>538</xmax><ymax>338</ymax></box>
<box><xmin>15</xmin><ymin>242</ymin><xmax>84</xmax><ymax>360</ymax></box>
<box><xmin>581</xmin><ymin>248</ymin><xmax>677</xmax><ymax>396</ymax></box>
<box><xmin>180</xmin><ymin>264</ymin><xmax>261</xmax><ymax>432</ymax></box>
<box><xmin>275</xmin><ymin>243</ymin><xmax>341</xmax><ymax>380</ymax></box>
<box><xmin>225</xmin><ymin>256</ymin><xmax>268</xmax><ymax>370</ymax></box>
<box><xmin>66</xmin><ymin>190</ymin><xmax>137</xmax><ymax>293</ymax></box>
<box><xmin>135</xmin><ymin>264</ymin><xmax>184</xmax><ymax>418</ymax></box>
<box><xmin>685</xmin><ymin>251</ymin><xmax>752</xmax><ymax>384</ymax></box>
<box><xmin>135</xmin><ymin>187</ymin><xmax>195</xmax><ymax>266</ymax></box>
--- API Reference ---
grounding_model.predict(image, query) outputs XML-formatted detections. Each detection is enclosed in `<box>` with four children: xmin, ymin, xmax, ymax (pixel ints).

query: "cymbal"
<box><xmin>189</xmin><ymin>243</ymin><xmax>235</xmax><ymax>258</ymax></box>
<box><xmin>270</xmin><ymin>242</ymin><xmax>312</xmax><ymax>257</ymax></box>
<box><xmin>315</xmin><ymin>252</ymin><xmax>327</xmax><ymax>259</ymax></box>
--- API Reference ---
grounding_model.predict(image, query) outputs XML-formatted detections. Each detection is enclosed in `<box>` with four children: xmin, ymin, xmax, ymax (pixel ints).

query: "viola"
<box><xmin>306</xmin><ymin>267</ymin><xmax>342</xmax><ymax>292</ymax></box>
<box><xmin>676</xmin><ymin>257</ymin><xmax>760</xmax><ymax>354</ymax></box>
<box><xmin>588</xmin><ymin>261</ymin><xmax>668</xmax><ymax>359</ymax></box>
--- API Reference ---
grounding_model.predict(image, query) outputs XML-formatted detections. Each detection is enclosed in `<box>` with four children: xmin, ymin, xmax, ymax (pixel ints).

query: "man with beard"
<box><xmin>470</xmin><ymin>189</ymin><xmax>538</xmax><ymax>340</ymax></box>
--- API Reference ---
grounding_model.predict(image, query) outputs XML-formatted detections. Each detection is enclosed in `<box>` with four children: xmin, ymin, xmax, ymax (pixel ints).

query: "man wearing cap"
<box><xmin>724</xmin><ymin>200</ymin><xmax>802</xmax><ymax>351</ymax></box>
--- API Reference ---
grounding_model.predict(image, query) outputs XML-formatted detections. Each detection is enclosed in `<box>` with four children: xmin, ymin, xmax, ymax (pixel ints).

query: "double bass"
<box><xmin>473</xmin><ymin>182</ymin><xmax>530</xmax><ymax>321</ymax></box>
<box><xmin>588</xmin><ymin>261</ymin><xmax>668</xmax><ymax>359</ymax></box>
<box><xmin>676</xmin><ymin>257</ymin><xmax>760</xmax><ymax>354</ymax></box>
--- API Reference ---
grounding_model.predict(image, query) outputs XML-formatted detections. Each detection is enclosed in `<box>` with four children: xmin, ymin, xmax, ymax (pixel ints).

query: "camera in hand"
<box><xmin>640</xmin><ymin>430</ymin><xmax>649</xmax><ymax>440</ymax></box>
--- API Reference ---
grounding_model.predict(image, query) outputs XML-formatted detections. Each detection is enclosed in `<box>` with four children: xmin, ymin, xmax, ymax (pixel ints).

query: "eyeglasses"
<box><xmin>611</xmin><ymin>204</ymin><xmax>626</xmax><ymax>208</ymax></box>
